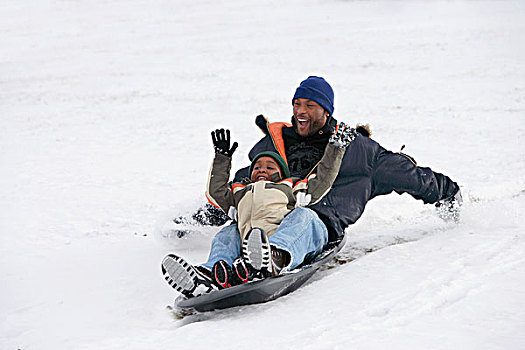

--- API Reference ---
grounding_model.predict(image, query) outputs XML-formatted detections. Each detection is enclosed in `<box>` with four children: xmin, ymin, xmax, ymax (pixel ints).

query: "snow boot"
<box><xmin>242</xmin><ymin>227</ymin><xmax>272</xmax><ymax>279</ymax></box>
<box><xmin>169</xmin><ymin>204</ymin><xmax>230</xmax><ymax>238</ymax></box>
<box><xmin>271</xmin><ymin>247</ymin><xmax>291</xmax><ymax>275</ymax></box>
<box><xmin>232</xmin><ymin>246</ymin><xmax>290</xmax><ymax>282</ymax></box>
<box><xmin>436</xmin><ymin>188</ymin><xmax>463</xmax><ymax>222</ymax></box>
<box><xmin>231</xmin><ymin>257</ymin><xmax>254</xmax><ymax>284</ymax></box>
<box><xmin>212</xmin><ymin>260</ymin><xmax>235</xmax><ymax>289</ymax></box>
<box><xmin>173</xmin><ymin>203</ymin><xmax>230</xmax><ymax>227</ymax></box>
<box><xmin>161</xmin><ymin>254</ymin><xmax>217</xmax><ymax>298</ymax></box>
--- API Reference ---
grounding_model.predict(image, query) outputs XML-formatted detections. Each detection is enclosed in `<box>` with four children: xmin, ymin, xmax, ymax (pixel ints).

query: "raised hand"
<box><xmin>211</xmin><ymin>129</ymin><xmax>238</xmax><ymax>156</ymax></box>
<box><xmin>329</xmin><ymin>122</ymin><xmax>358</xmax><ymax>148</ymax></box>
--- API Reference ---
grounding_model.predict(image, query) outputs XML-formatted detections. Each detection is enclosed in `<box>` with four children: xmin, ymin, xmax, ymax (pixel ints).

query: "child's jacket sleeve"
<box><xmin>206</xmin><ymin>153</ymin><xmax>235</xmax><ymax>213</ymax></box>
<box><xmin>293</xmin><ymin>143</ymin><xmax>346</xmax><ymax>205</ymax></box>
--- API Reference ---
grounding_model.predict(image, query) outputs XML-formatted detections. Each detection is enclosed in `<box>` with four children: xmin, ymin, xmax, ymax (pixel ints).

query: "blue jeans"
<box><xmin>201</xmin><ymin>208</ymin><xmax>329</xmax><ymax>271</ymax></box>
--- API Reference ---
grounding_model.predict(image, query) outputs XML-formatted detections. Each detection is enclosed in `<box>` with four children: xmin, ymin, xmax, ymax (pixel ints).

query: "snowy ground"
<box><xmin>1</xmin><ymin>0</ymin><xmax>524</xmax><ymax>349</ymax></box>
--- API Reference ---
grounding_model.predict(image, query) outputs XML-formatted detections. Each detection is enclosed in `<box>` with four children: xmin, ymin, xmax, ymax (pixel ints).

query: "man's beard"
<box><xmin>292</xmin><ymin>115</ymin><xmax>324</xmax><ymax>137</ymax></box>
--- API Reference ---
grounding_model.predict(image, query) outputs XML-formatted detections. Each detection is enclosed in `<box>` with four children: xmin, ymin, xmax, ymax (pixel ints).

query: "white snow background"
<box><xmin>1</xmin><ymin>0</ymin><xmax>524</xmax><ymax>349</ymax></box>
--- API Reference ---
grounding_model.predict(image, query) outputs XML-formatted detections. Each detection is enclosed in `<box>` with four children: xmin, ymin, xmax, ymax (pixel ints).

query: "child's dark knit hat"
<box><xmin>292</xmin><ymin>76</ymin><xmax>334</xmax><ymax>116</ymax></box>
<box><xmin>249</xmin><ymin>151</ymin><xmax>291</xmax><ymax>179</ymax></box>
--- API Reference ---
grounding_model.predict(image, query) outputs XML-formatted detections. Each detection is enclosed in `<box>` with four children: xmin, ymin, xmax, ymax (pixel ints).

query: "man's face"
<box><xmin>251</xmin><ymin>156</ymin><xmax>282</xmax><ymax>182</ymax></box>
<box><xmin>293</xmin><ymin>98</ymin><xmax>329</xmax><ymax>137</ymax></box>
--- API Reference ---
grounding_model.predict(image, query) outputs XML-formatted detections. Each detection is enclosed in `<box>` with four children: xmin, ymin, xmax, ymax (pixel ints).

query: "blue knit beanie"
<box><xmin>292</xmin><ymin>76</ymin><xmax>334</xmax><ymax>116</ymax></box>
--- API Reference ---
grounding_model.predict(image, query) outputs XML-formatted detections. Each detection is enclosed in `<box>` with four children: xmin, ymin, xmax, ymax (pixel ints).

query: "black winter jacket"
<box><xmin>234</xmin><ymin>116</ymin><xmax>459</xmax><ymax>241</ymax></box>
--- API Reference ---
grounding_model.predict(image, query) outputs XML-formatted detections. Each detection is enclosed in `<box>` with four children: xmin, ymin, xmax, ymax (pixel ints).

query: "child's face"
<box><xmin>251</xmin><ymin>156</ymin><xmax>282</xmax><ymax>182</ymax></box>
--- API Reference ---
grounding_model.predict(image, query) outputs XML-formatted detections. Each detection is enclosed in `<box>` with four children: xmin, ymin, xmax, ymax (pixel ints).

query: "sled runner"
<box><xmin>173</xmin><ymin>235</ymin><xmax>346</xmax><ymax>315</ymax></box>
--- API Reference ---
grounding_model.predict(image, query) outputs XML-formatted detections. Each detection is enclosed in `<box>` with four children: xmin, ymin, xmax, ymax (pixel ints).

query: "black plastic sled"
<box><xmin>173</xmin><ymin>236</ymin><xmax>346</xmax><ymax>314</ymax></box>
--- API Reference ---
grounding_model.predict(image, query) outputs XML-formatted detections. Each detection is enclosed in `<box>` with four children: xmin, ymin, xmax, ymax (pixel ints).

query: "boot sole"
<box><xmin>242</xmin><ymin>228</ymin><xmax>271</xmax><ymax>272</ymax></box>
<box><xmin>232</xmin><ymin>258</ymin><xmax>250</xmax><ymax>284</ymax></box>
<box><xmin>161</xmin><ymin>254</ymin><xmax>197</xmax><ymax>294</ymax></box>
<box><xmin>213</xmin><ymin>260</ymin><xmax>231</xmax><ymax>289</ymax></box>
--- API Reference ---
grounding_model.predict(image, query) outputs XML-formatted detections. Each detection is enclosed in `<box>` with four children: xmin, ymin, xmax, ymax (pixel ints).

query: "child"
<box><xmin>207</xmin><ymin>126</ymin><xmax>351</xmax><ymax>241</ymax></box>
<box><xmin>161</xmin><ymin>124</ymin><xmax>355</xmax><ymax>297</ymax></box>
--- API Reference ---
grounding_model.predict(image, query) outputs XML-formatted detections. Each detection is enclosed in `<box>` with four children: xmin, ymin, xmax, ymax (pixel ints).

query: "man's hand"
<box><xmin>211</xmin><ymin>129</ymin><xmax>238</xmax><ymax>156</ymax></box>
<box><xmin>435</xmin><ymin>188</ymin><xmax>463</xmax><ymax>223</ymax></box>
<box><xmin>329</xmin><ymin>122</ymin><xmax>357</xmax><ymax>147</ymax></box>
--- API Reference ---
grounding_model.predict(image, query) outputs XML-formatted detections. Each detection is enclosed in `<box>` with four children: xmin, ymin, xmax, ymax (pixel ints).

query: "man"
<box><xmin>161</xmin><ymin>76</ymin><xmax>461</xmax><ymax>297</ymax></box>
<box><xmin>236</xmin><ymin>76</ymin><xmax>460</xmax><ymax>239</ymax></box>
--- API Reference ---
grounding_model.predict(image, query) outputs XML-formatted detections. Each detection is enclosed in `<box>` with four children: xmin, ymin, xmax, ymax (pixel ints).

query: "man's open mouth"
<box><xmin>297</xmin><ymin>118</ymin><xmax>309</xmax><ymax>127</ymax></box>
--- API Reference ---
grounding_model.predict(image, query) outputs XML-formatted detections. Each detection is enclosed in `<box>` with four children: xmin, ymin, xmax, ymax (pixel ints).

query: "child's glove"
<box><xmin>295</xmin><ymin>192</ymin><xmax>312</xmax><ymax>208</ymax></box>
<box><xmin>211</xmin><ymin>129</ymin><xmax>238</xmax><ymax>156</ymax></box>
<box><xmin>329</xmin><ymin>122</ymin><xmax>358</xmax><ymax>148</ymax></box>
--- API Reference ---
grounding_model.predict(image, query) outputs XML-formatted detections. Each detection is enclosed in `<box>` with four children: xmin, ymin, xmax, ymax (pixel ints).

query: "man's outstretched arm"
<box><xmin>371</xmin><ymin>148</ymin><xmax>461</xmax><ymax>220</ymax></box>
